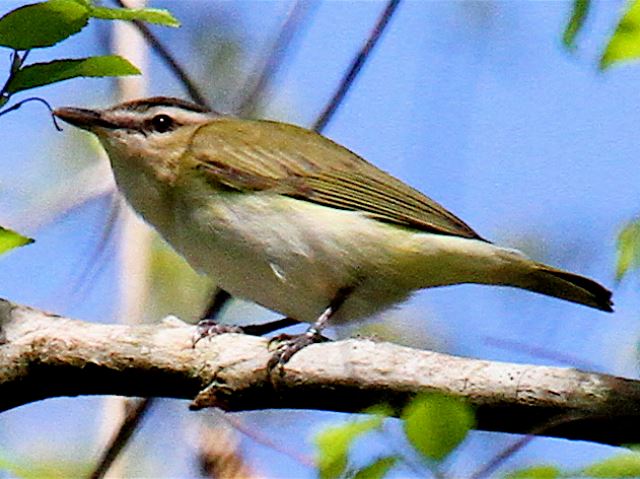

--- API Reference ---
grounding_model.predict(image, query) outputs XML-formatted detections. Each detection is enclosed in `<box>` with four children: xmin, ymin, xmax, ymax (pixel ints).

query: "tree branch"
<box><xmin>312</xmin><ymin>0</ymin><xmax>402</xmax><ymax>132</ymax></box>
<box><xmin>1</xmin><ymin>298</ymin><xmax>639</xmax><ymax>446</ymax></box>
<box><xmin>113</xmin><ymin>0</ymin><xmax>210</xmax><ymax>108</ymax></box>
<box><xmin>233</xmin><ymin>0</ymin><xmax>318</xmax><ymax>117</ymax></box>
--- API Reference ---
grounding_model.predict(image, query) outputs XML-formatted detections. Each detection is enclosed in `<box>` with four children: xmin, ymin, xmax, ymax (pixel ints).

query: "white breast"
<box><xmin>165</xmin><ymin>187</ymin><xmax>420</xmax><ymax>323</ymax></box>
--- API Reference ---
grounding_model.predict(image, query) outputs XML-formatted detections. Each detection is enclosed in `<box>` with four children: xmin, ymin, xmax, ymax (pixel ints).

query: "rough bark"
<box><xmin>1</xmin><ymin>298</ymin><xmax>639</xmax><ymax>445</ymax></box>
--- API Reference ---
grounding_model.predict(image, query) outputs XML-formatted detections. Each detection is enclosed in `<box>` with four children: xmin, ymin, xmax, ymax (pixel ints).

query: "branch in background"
<box><xmin>14</xmin><ymin>161</ymin><xmax>116</xmax><ymax>233</ymax></box>
<box><xmin>96</xmin><ymin>7</ymin><xmax>154</xmax><ymax>479</ymax></box>
<box><xmin>196</xmin><ymin>424</ymin><xmax>266</xmax><ymax>479</ymax></box>
<box><xmin>67</xmin><ymin>194</ymin><xmax>121</xmax><ymax>304</ymax></box>
<box><xmin>2</xmin><ymin>298</ymin><xmax>640</xmax><ymax>446</ymax></box>
<box><xmin>467</xmin><ymin>414</ymin><xmax>580</xmax><ymax>479</ymax></box>
<box><xmin>483</xmin><ymin>335</ymin><xmax>605</xmax><ymax>372</ymax></box>
<box><xmin>88</xmin><ymin>398</ymin><xmax>153</xmax><ymax>479</ymax></box>
<box><xmin>220</xmin><ymin>412</ymin><xmax>314</xmax><ymax>468</ymax></box>
<box><xmin>233</xmin><ymin>0</ymin><xmax>318</xmax><ymax>117</ymax></box>
<box><xmin>113</xmin><ymin>0</ymin><xmax>209</xmax><ymax>107</ymax></box>
<box><xmin>312</xmin><ymin>0</ymin><xmax>401</xmax><ymax>132</ymax></box>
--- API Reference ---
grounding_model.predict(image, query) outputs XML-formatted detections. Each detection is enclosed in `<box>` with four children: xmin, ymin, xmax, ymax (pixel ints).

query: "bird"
<box><xmin>54</xmin><ymin>97</ymin><xmax>613</xmax><ymax>365</ymax></box>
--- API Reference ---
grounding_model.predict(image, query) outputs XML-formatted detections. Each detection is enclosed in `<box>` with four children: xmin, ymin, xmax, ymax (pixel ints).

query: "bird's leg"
<box><xmin>193</xmin><ymin>287</ymin><xmax>300</xmax><ymax>346</ymax></box>
<box><xmin>194</xmin><ymin>288</ymin><xmax>237</xmax><ymax>344</ymax></box>
<box><xmin>202</xmin><ymin>286</ymin><xmax>233</xmax><ymax>320</ymax></box>
<box><xmin>240</xmin><ymin>317</ymin><xmax>300</xmax><ymax>335</ymax></box>
<box><xmin>267</xmin><ymin>285</ymin><xmax>354</xmax><ymax>373</ymax></box>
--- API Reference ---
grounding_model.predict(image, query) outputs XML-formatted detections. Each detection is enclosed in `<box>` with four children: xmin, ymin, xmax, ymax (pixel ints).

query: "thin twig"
<box><xmin>15</xmin><ymin>161</ymin><xmax>115</xmax><ymax>232</ymax></box>
<box><xmin>87</xmin><ymin>286</ymin><xmax>231</xmax><ymax>479</ymax></box>
<box><xmin>233</xmin><ymin>0</ymin><xmax>318</xmax><ymax>117</ymax></box>
<box><xmin>195</xmin><ymin>422</ymin><xmax>263</xmax><ymax>479</ymax></box>
<box><xmin>10</xmin><ymin>50</ymin><xmax>25</xmax><ymax>74</ymax></box>
<box><xmin>312</xmin><ymin>0</ymin><xmax>402</xmax><ymax>132</ymax></box>
<box><xmin>69</xmin><ymin>194</ymin><xmax>121</xmax><ymax>304</ymax></box>
<box><xmin>113</xmin><ymin>0</ymin><xmax>210</xmax><ymax>108</ymax></box>
<box><xmin>0</xmin><ymin>50</ymin><xmax>25</xmax><ymax>104</ymax></box>
<box><xmin>467</xmin><ymin>412</ymin><xmax>590</xmax><ymax>479</ymax></box>
<box><xmin>0</xmin><ymin>96</ymin><xmax>62</xmax><ymax>130</ymax></box>
<box><xmin>89</xmin><ymin>398</ymin><xmax>154</xmax><ymax>479</ymax></box>
<box><xmin>483</xmin><ymin>336</ymin><xmax>605</xmax><ymax>372</ymax></box>
<box><xmin>220</xmin><ymin>412</ymin><xmax>315</xmax><ymax>468</ymax></box>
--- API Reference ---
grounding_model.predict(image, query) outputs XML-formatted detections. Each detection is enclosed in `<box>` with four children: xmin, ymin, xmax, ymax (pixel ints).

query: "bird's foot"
<box><xmin>192</xmin><ymin>319</ymin><xmax>245</xmax><ymax>347</ymax></box>
<box><xmin>193</xmin><ymin>317</ymin><xmax>301</xmax><ymax>348</ymax></box>
<box><xmin>267</xmin><ymin>330</ymin><xmax>330</xmax><ymax>375</ymax></box>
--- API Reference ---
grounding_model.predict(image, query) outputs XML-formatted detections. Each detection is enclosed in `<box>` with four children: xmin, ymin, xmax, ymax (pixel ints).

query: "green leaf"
<box><xmin>505</xmin><ymin>465</ymin><xmax>561</xmax><ymax>479</ymax></box>
<box><xmin>0</xmin><ymin>227</ymin><xmax>33</xmax><ymax>255</ymax></box>
<box><xmin>353</xmin><ymin>457</ymin><xmax>398</xmax><ymax>479</ymax></box>
<box><xmin>0</xmin><ymin>0</ymin><xmax>89</xmax><ymax>50</ymax></box>
<box><xmin>315</xmin><ymin>415</ymin><xmax>384</xmax><ymax>479</ymax></box>
<box><xmin>581</xmin><ymin>453</ymin><xmax>640</xmax><ymax>478</ymax></box>
<box><xmin>6</xmin><ymin>56</ymin><xmax>140</xmax><ymax>93</ymax></box>
<box><xmin>616</xmin><ymin>219</ymin><xmax>640</xmax><ymax>281</ymax></box>
<box><xmin>601</xmin><ymin>0</ymin><xmax>640</xmax><ymax>69</ymax></box>
<box><xmin>87</xmin><ymin>5</ymin><xmax>180</xmax><ymax>27</ymax></box>
<box><xmin>402</xmin><ymin>393</ymin><xmax>474</xmax><ymax>462</ymax></box>
<box><xmin>563</xmin><ymin>0</ymin><xmax>591</xmax><ymax>51</ymax></box>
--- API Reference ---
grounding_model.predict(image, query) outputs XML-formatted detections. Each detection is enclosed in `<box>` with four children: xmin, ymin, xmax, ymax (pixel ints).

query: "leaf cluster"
<box><xmin>563</xmin><ymin>0</ymin><xmax>640</xmax><ymax>70</ymax></box>
<box><xmin>316</xmin><ymin>394</ymin><xmax>640</xmax><ymax>479</ymax></box>
<box><xmin>314</xmin><ymin>394</ymin><xmax>474</xmax><ymax>479</ymax></box>
<box><xmin>562</xmin><ymin>2</ymin><xmax>640</xmax><ymax>280</ymax></box>
<box><xmin>0</xmin><ymin>0</ymin><xmax>180</xmax><ymax>255</ymax></box>
<box><xmin>0</xmin><ymin>0</ymin><xmax>178</xmax><ymax>111</ymax></box>
<box><xmin>507</xmin><ymin>452</ymin><xmax>640</xmax><ymax>478</ymax></box>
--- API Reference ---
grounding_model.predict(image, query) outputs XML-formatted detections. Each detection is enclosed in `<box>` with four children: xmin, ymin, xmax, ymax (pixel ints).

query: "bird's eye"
<box><xmin>150</xmin><ymin>114</ymin><xmax>174</xmax><ymax>133</ymax></box>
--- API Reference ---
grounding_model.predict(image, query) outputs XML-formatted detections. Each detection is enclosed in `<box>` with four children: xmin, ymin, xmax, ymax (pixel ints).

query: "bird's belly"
<box><xmin>165</xmin><ymin>192</ymin><xmax>415</xmax><ymax>324</ymax></box>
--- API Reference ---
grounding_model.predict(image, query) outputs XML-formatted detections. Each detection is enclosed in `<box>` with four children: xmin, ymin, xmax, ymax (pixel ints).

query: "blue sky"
<box><xmin>0</xmin><ymin>1</ymin><xmax>639</xmax><ymax>477</ymax></box>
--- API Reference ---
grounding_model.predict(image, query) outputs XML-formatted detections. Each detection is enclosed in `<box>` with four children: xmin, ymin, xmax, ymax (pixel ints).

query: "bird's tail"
<box><xmin>501</xmin><ymin>259</ymin><xmax>613</xmax><ymax>312</ymax></box>
<box><xmin>408</xmin><ymin>235</ymin><xmax>613</xmax><ymax>312</ymax></box>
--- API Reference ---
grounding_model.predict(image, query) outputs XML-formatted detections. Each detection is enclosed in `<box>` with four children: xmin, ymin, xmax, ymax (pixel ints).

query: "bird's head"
<box><xmin>54</xmin><ymin>97</ymin><xmax>216</xmax><ymax>181</ymax></box>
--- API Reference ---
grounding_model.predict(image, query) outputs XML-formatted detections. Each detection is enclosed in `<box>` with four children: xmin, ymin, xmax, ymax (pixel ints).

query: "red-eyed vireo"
<box><xmin>54</xmin><ymin>97</ymin><xmax>613</xmax><ymax>363</ymax></box>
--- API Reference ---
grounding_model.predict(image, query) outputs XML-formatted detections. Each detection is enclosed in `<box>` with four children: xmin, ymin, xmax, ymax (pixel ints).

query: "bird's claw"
<box><xmin>192</xmin><ymin>319</ymin><xmax>244</xmax><ymax>348</ymax></box>
<box><xmin>267</xmin><ymin>331</ymin><xmax>329</xmax><ymax>376</ymax></box>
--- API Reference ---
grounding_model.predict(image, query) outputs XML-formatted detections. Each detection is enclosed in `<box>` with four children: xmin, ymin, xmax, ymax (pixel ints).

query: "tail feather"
<box><xmin>510</xmin><ymin>263</ymin><xmax>613</xmax><ymax>312</ymax></box>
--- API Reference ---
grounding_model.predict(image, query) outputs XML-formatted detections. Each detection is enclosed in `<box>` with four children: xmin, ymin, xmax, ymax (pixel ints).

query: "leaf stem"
<box><xmin>0</xmin><ymin>96</ymin><xmax>62</xmax><ymax>130</ymax></box>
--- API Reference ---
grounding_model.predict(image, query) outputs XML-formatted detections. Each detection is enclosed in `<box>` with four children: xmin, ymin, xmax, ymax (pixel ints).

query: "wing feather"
<box><xmin>186</xmin><ymin>118</ymin><xmax>485</xmax><ymax>240</ymax></box>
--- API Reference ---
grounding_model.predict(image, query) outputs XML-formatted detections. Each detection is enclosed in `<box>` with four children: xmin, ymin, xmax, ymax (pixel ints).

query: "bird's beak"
<box><xmin>53</xmin><ymin>107</ymin><xmax>118</xmax><ymax>131</ymax></box>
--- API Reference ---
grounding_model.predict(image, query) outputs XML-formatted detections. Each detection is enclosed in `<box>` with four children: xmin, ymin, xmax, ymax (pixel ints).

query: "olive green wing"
<box><xmin>186</xmin><ymin>118</ymin><xmax>485</xmax><ymax>240</ymax></box>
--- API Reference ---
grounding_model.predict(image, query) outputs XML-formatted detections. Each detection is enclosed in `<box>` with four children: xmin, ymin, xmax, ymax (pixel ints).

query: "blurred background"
<box><xmin>0</xmin><ymin>0</ymin><xmax>639</xmax><ymax>477</ymax></box>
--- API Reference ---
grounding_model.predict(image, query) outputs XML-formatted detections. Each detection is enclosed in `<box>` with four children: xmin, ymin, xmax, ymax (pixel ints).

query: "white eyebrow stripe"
<box><xmin>105</xmin><ymin>107</ymin><xmax>214</xmax><ymax>129</ymax></box>
<box><xmin>118</xmin><ymin>96</ymin><xmax>211</xmax><ymax>113</ymax></box>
